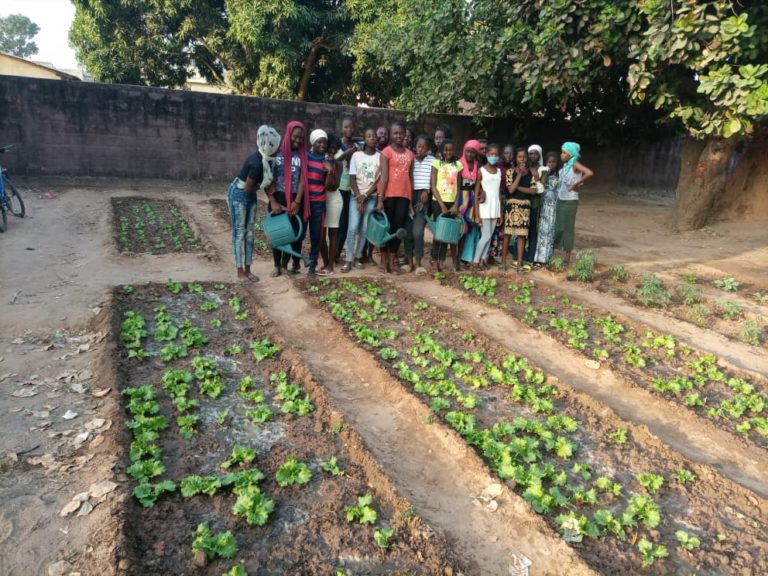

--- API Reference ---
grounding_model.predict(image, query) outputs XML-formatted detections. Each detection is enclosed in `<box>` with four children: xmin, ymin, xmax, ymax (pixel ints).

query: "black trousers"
<box><xmin>384</xmin><ymin>197</ymin><xmax>410</xmax><ymax>253</ymax></box>
<box><xmin>271</xmin><ymin>190</ymin><xmax>303</xmax><ymax>269</ymax></box>
<box><xmin>337</xmin><ymin>189</ymin><xmax>351</xmax><ymax>257</ymax></box>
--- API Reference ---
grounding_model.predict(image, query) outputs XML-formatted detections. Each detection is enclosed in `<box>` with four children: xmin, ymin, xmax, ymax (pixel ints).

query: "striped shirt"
<box><xmin>307</xmin><ymin>153</ymin><xmax>328</xmax><ymax>203</ymax></box>
<box><xmin>412</xmin><ymin>154</ymin><xmax>435</xmax><ymax>190</ymax></box>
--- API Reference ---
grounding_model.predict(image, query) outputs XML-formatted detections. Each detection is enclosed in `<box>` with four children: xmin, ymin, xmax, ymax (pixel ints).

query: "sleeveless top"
<box><xmin>478</xmin><ymin>166</ymin><xmax>501</xmax><ymax>219</ymax></box>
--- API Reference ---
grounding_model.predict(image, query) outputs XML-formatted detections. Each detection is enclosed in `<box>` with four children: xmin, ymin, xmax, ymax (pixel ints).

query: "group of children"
<box><xmin>226</xmin><ymin>119</ymin><xmax>594</xmax><ymax>281</ymax></box>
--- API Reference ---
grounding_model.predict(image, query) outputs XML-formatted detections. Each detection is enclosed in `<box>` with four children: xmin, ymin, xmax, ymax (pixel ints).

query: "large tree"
<box><xmin>351</xmin><ymin>0</ymin><xmax>768</xmax><ymax>228</ymax></box>
<box><xmin>0</xmin><ymin>14</ymin><xmax>40</xmax><ymax>58</ymax></box>
<box><xmin>69</xmin><ymin>0</ymin><xmax>392</xmax><ymax>104</ymax></box>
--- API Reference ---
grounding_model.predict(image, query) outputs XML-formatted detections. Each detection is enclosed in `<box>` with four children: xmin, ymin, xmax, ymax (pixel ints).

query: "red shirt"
<box><xmin>382</xmin><ymin>146</ymin><xmax>414</xmax><ymax>200</ymax></box>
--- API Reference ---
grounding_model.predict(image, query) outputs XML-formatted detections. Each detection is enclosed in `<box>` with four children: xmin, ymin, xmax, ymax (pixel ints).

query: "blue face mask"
<box><xmin>486</xmin><ymin>155</ymin><xmax>499</xmax><ymax>165</ymax></box>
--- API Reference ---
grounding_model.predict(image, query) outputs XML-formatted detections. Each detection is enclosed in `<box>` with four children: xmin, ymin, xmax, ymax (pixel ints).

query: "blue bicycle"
<box><xmin>0</xmin><ymin>145</ymin><xmax>25</xmax><ymax>233</ymax></box>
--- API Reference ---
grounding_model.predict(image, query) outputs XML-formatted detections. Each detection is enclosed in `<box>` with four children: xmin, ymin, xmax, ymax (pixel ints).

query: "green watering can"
<box><xmin>261</xmin><ymin>211</ymin><xmax>308</xmax><ymax>264</ymax></box>
<box><xmin>366</xmin><ymin>211</ymin><xmax>407</xmax><ymax>247</ymax></box>
<box><xmin>427</xmin><ymin>214</ymin><xmax>464</xmax><ymax>244</ymax></box>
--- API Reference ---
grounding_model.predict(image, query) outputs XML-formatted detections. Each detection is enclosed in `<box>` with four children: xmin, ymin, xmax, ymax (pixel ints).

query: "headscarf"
<box><xmin>309</xmin><ymin>129</ymin><xmax>328</xmax><ymax>146</ymax></box>
<box><xmin>460</xmin><ymin>139</ymin><xmax>481</xmax><ymax>181</ymax></box>
<box><xmin>256</xmin><ymin>125</ymin><xmax>281</xmax><ymax>192</ymax></box>
<box><xmin>561</xmin><ymin>141</ymin><xmax>581</xmax><ymax>176</ymax></box>
<box><xmin>527</xmin><ymin>144</ymin><xmax>544</xmax><ymax>168</ymax></box>
<box><xmin>280</xmin><ymin>120</ymin><xmax>309</xmax><ymax>219</ymax></box>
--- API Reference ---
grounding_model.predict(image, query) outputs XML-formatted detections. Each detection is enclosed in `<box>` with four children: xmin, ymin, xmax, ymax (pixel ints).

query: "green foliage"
<box><xmin>459</xmin><ymin>275</ymin><xmax>497</xmax><ymax>296</ymax></box>
<box><xmin>608</xmin><ymin>427</ymin><xmax>628</xmax><ymax>444</ymax></box>
<box><xmin>133</xmin><ymin>480</ymin><xmax>176</xmax><ymax>507</ymax></box>
<box><xmin>675</xmin><ymin>530</ymin><xmax>701</xmax><ymax>551</ymax></box>
<box><xmin>635</xmin><ymin>274</ymin><xmax>672</xmax><ymax>308</ymax></box>
<box><xmin>548</xmin><ymin>256</ymin><xmax>566</xmax><ymax>273</ymax></box>
<box><xmin>345</xmin><ymin>493</ymin><xmax>377</xmax><ymax>525</ymax></box>
<box><xmin>637</xmin><ymin>537</ymin><xmax>669</xmax><ymax>567</ymax></box>
<box><xmin>674</xmin><ymin>468</ymin><xmax>696</xmax><ymax>484</ymax></box>
<box><xmin>676</xmin><ymin>283</ymin><xmax>703</xmax><ymax>306</ymax></box>
<box><xmin>0</xmin><ymin>14</ymin><xmax>40</xmax><ymax>57</ymax></box>
<box><xmin>686</xmin><ymin>303</ymin><xmax>712</xmax><ymax>327</ymax></box>
<box><xmin>608</xmin><ymin>264</ymin><xmax>628</xmax><ymax>283</ymax></box>
<box><xmin>716</xmin><ymin>300</ymin><xmax>744</xmax><ymax>320</ymax></box>
<box><xmin>321</xmin><ymin>456</ymin><xmax>341</xmax><ymax>476</ymax></box>
<box><xmin>636</xmin><ymin>472</ymin><xmax>664</xmax><ymax>495</ymax></box>
<box><xmin>567</xmin><ymin>251</ymin><xmax>597</xmax><ymax>282</ymax></box>
<box><xmin>373</xmin><ymin>527</ymin><xmax>394</xmax><ymax>549</ymax></box>
<box><xmin>222</xmin><ymin>567</ymin><xmax>248</xmax><ymax>576</ymax></box>
<box><xmin>192</xmin><ymin>523</ymin><xmax>238</xmax><ymax>561</ymax></box>
<box><xmin>714</xmin><ymin>277</ymin><xmax>741</xmax><ymax>292</ymax></box>
<box><xmin>250</xmin><ymin>338</ymin><xmax>280</xmax><ymax>361</ymax></box>
<box><xmin>180</xmin><ymin>474</ymin><xmax>223</xmax><ymax>498</ymax></box>
<box><xmin>275</xmin><ymin>456</ymin><xmax>312</xmax><ymax>487</ymax></box>
<box><xmin>740</xmin><ymin>321</ymin><xmax>763</xmax><ymax>346</ymax></box>
<box><xmin>221</xmin><ymin>445</ymin><xmax>257</xmax><ymax>469</ymax></box>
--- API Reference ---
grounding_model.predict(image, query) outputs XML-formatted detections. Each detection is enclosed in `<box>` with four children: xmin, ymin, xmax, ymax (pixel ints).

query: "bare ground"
<box><xmin>1</xmin><ymin>181</ymin><xmax>767</xmax><ymax>575</ymax></box>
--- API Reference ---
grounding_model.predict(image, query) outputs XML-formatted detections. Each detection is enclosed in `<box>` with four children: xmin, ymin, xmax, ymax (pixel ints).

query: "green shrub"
<box><xmin>608</xmin><ymin>264</ymin><xmax>629</xmax><ymax>282</ymax></box>
<box><xmin>740</xmin><ymin>321</ymin><xmax>763</xmax><ymax>346</ymax></box>
<box><xmin>548</xmin><ymin>256</ymin><xmax>565</xmax><ymax>273</ymax></box>
<box><xmin>686</xmin><ymin>304</ymin><xmax>711</xmax><ymax>327</ymax></box>
<box><xmin>716</xmin><ymin>300</ymin><xmax>744</xmax><ymax>320</ymax></box>
<box><xmin>567</xmin><ymin>250</ymin><xmax>597</xmax><ymax>282</ymax></box>
<box><xmin>635</xmin><ymin>274</ymin><xmax>671</xmax><ymax>308</ymax></box>
<box><xmin>676</xmin><ymin>284</ymin><xmax>702</xmax><ymax>306</ymax></box>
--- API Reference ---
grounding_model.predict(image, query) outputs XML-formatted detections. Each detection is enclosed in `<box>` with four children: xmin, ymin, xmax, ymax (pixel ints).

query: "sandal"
<box><xmin>317</xmin><ymin>268</ymin><xmax>333</xmax><ymax>276</ymax></box>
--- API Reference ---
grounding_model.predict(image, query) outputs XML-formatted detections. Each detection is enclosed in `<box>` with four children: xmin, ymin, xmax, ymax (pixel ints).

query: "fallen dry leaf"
<box><xmin>59</xmin><ymin>500</ymin><xmax>81</xmax><ymax>517</ymax></box>
<box><xmin>90</xmin><ymin>435</ymin><xmax>105</xmax><ymax>448</ymax></box>
<box><xmin>89</xmin><ymin>480</ymin><xmax>118</xmax><ymax>499</ymax></box>
<box><xmin>92</xmin><ymin>388</ymin><xmax>111</xmax><ymax>398</ymax></box>
<box><xmin>84</xmin><ymin>418</ymin><xmax>106</xmax><ymax>431</ymax></box>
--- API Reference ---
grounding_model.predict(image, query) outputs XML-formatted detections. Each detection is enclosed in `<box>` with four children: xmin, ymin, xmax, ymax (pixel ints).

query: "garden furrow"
<box><xmin>112</xmin><ymin>282</ymin><xmax>462</xmax><ymax>575</ymax></box>
<box><xmin>304</xmin><ymin>277</ymin><xmax>768</xmax><ymax>576</ymax></box>
<box><xmin>250</xmin><ymin>280</ymin><xmax>574</xmax><ymax>576</ymax></box>
<box><xmin>534</xmin><ymin>272</ymin><xmax>768</xmax><ymax>376</ymax></box>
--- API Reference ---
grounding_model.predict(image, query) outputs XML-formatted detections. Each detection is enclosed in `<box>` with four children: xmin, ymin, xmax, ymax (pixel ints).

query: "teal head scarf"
<box><xmin>561</xmin><ymin>142</ymin><xmax>580</xmax><ymax>176</ymax></box>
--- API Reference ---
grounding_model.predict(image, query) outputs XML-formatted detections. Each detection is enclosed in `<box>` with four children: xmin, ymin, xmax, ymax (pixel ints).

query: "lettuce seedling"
<box><xmin>321</xmin><ymin>456</ymin><xmax>341</xmax><ymax>476</ymax></box>
<box><xmin>637</xmin><ymin>537</ymin><xmax>668</xmax><ymax>566</ymax></box>
<box><xmin>373</xmin><ymin>527</ymin><xmax>395</xmax><ymax>549</ymax></box>
<box><xmin>275</xmin><ymin>456</ymin><xmax>312</xmax><ymax>487</ymax></box>
<box><xmin>221</xmin><ymin>445</ymin><xmax>256</xmax><ymax>469</ymax></box>
<box><xmin>250</xmin><ymin>339</ymin><xmax>280</xmax><ymax>361</ymax></box>
<box><xmin>345</xmin><ymin>494</ymin><xmax>377</xmax><ymax>525</ymax></box>
<box><xmin>192</xmin><ymin>522</ymin><xmax>238</xmax><ymax>560</ymax></box>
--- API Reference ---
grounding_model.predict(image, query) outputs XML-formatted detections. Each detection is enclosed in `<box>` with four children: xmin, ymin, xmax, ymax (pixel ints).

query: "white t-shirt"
<box><xmin>478</xmin><ymin>166</ymin><xmax>501</xmax><ymax>219</ymax></box>
<box><xmin>349</xmin><ymin>150</ymin><xmax>381</xmax><ymax>196</ymax></box>
<box><xmin>557</xmin><ymin>166</ymin><xmax>581</xmax><ymax>201</ymax></box>
<box><xmin>412</xmin><ymin>155</ymin><xmax>436</xmax><ymax>190</ymax></box>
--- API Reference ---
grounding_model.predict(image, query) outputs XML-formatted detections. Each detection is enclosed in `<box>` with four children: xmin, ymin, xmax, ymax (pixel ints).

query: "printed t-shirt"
<box><xmin>382</xmin><ymin>146</ymin><xmax>415</xmax><ymax>200</ymax></box>
<box><xmin>349</xmin><ymin>150</ymin><xmax>381</xmax><ymax>197</ymax></box>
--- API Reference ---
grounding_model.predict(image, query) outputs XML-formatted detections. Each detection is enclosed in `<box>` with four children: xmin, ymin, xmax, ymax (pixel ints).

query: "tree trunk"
<box><xmin>296</xmin><ymin>40</ymin><xmax>322</xmax><ymax>102</ymax></box>
<box><xmin>669</xmin><ymin>136</ymin><xmax>740</xmax><ymax>231</ymax></box>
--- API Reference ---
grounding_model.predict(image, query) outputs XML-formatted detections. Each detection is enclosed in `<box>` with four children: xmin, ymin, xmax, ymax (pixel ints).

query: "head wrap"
<box><xmin>561</xmin><ymin>141</ymin><xmax>581</xmax><ymax>176</ymax></box>
<box><xmin>460</xmin><ymin>139</ymin><xmax>481</xmax><ymax>181</ymax></box>
<box><xmin>527</xmin><ymin>144</ymin><xmax>544</xmax><ymax>168</ymax></box>
<box><xmin>309</xmin><ymin>129</ymin><xmax>328</xmax><ymax>146</ymax></box>
<box><xmin>256</xmin><ymin>125</ymin><xmax>281</xmax><ymax>192</ymax></box>
<box><xmin>280</xmin><ymin>120</ymin><xmax>309</xmax><ymax>219</ymax></box>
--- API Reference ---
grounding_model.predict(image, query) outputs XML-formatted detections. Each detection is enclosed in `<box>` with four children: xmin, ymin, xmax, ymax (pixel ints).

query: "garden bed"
<box><xmin>303</xmin><ymin>276</ymin><xmax>768</xmax><ymax>575</ymax></box>
<box><xmin>440</xmin><ymin>273</ymin><xmax>768</xmax><ymax>448</ymax></box>
<box><xmin>113</xmin><ymin>282</ymin><xmax>458</xmax><ymax>575</ymax></box>
<box><xmin>113</xmin><ymin>198</ymin><xmax>202</xmax><ymax>254</ymax></box>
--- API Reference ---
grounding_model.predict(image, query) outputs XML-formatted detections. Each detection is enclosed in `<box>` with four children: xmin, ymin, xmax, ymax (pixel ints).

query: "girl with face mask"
<box><xmin>472</xmin><ymin>143</ymin><xmax>502</xmax><ymax>268</ymax></box>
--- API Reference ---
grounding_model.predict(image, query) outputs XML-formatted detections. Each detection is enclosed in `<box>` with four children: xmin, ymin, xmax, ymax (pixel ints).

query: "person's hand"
<box><xmin>496</xmin><ymin>217</ymin><xmax>502</xmax><ymax>226</ymax></box>
<box><xmin>376</xmin><ymin>200</ymin><xmax>384</xmax><ymax>213</ymax></box>
<box><xmin>479</xmin><ymin>192</ymin><xmax>487</xmax><ymax>204</ymax></box>
<box><xmin>474</xmin><ymin>214</ymin><xmax>481</xmax><ymax>225</ymax></box>
<box><xmin>270</xmin><ymin>199</ymin><xmax>284</xmax><ymax>214</ymax></box>
<box><xmin>420</xmin><ymin>191</ymin><xmax>429</xmax><ymax>206</ymax></box>
<box><xmin>288</xmin><ymin>201</ymin><xmax>300</xmax><ymax>217</ymax></box>
<box><xmin>449</xmin><ymin>205</ymin><xmax>458</xmax><ymax>216</ymax></box>
<box><xmin>440</xmin><ymin>204</ymin><xmax>449</xmax><ymax>215</ymax></box>
<box><xmin>517</xmin><ymin>165</ymin><xmax>529</xmax><ymax>176</ymax></box>
<box><xmin>356</xmin><ymin>194</ymin><xmax>365</xmax><ymax>207</ymax></box>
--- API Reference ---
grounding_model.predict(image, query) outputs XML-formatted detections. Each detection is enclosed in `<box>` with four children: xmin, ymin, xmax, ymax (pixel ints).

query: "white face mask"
<box><xmin>486</xmin><ymin>155</ymin><xmax>499</xmax><ymax>165</ymax></box>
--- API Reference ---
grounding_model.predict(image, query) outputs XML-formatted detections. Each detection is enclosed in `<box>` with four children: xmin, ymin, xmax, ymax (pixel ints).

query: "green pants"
<box><xmin>554</xmin><ymin>199</ymin><xmax>578</xmax><ymax>252</ymax></box>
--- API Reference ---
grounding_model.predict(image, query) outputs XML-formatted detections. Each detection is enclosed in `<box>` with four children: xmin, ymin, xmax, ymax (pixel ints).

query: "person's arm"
<box><xmin>572</xmin><ymin>161</ymin><xmax>594</xmax><ymax>189</ymax></box>
<box><xmin>377</xmin><ymin>153</ymin><xmax>389</xmax><ymax>213</ymax></box>
<box><xmin>244</xmin><ymin>177</ymin><xmax>257</xmax><ymax>194</ymax></box>
<box><xmin>289</xmin><ymin>171</ymin><xmax>304</xmax><ymax>217</ymax></box>
<box><xmin>408</xmin><ymin>158</ymin><xmax>415</xmax><ymax>215</ymax></box>
<box><xmin>474</xmin><ymin>171</ymin><xmax>484</xmax><ymax>224</ymax></box>
<box><xmin>449</xmin><ymin>167</ymin><xmax>460</xmax><ymax>216</ymax></box>
<box><xmin>266</xmin><ymin>183</ymin><xmax>284</xmax><ymax>214</ymax></box>
<box><xmin>325</xmin><ymin>159</ymin><xmax>341</xmax><ymax>191</ymax></box>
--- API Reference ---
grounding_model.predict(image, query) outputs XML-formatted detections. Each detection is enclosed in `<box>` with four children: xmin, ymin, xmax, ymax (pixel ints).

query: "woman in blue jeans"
<box><xmin>227</xmin><ymin>125</ymin><xmax>281</xmax><ymax>282</ymax></box>
<box><xmin>342</xmin><ymin>128</ymin><xmax>381</xmax><ymax>272</ymax></box>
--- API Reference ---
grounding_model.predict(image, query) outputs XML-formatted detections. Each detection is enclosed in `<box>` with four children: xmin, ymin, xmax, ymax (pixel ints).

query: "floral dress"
<box><xmin>533</xmin><ymin>172</ymin><xmax>560</xmax><ymax>263</ymax></box>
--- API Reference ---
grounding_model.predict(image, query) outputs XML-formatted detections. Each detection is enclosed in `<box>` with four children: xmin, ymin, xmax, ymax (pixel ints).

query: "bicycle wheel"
<box><xmin>3</xmin><ymin>176</ymin><xmax>24</xmax><ymax>217</ymax></box>
<box><xmin>0</xmin><ymin>204</ymin><xmax>7</xmax><ymax>233</ymax></box>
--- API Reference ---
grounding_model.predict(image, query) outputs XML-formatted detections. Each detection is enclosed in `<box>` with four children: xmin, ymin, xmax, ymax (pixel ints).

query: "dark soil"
<box><xmin>205</xmin><ymin>199</ymin><xmax>273</xmax><ymax>259</ymax></box>
<box><xmin>303</xmin><ymin>276</ymin><xmax>768</xmax><ymax>576</ymax></box>
<box><xmin>113</xmin><ymin>282</ymin><xmax>459</xmax><ymax>576</ymax></box>
<box><xmin>439</xmin><ymin>272</ymin><xmax>768</xmax><ymax>448</ymax></box>
<box><xmin>113</xmin><ymin>198</ymin><xmax>202</xmax><ymax>254</ymax></box>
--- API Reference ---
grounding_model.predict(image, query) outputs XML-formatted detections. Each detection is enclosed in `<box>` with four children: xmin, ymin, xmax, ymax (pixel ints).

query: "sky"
<box><xmin>1</xmin><ymin>0</ymin><xmax>78</xmax><ymax>69</ymax></box>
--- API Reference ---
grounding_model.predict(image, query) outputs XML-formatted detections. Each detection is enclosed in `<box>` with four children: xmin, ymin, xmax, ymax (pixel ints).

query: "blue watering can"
<box><xmin>261</xmin><ymin>211</ymin><xmax>308</xmax><ymax>264</ymax></box>
<box><xmin>366</xmin><ymin>211</ymin><xmax>407</xmax><ymax>247</ymax></box>
<box><xmin>427</xmin><ymin>214</ymin><xmax>464</xmax><ymax>244</ymax></box>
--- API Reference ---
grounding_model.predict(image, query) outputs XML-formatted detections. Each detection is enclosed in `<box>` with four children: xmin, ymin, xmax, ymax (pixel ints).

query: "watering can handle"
<box><xmin>290</xmin><ymin>213</ymin><xmax>303</xmax><ymax>240</ymax></box>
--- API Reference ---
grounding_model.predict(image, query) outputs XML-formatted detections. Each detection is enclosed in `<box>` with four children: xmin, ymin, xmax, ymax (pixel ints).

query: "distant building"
<box><xmin>0</xmin><ymin>52</ymin><xmax>81</xmax><ymax>81</ymax></box>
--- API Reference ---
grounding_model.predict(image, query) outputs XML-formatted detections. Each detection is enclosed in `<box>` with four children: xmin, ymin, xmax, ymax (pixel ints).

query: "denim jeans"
<box><xmin>307</xmin><ymin>200</ymin><xmax>325</xmax><ymax>269</ymax></box>
<box><xmin>345</xmin><ymin>195</ymin><xmax>377</xmax><ymax>262</ymax></box>
<box><xmin>227</xmin><ymin>180</ymin><xmax>257</xmax><ymax>267</ymax></box>
<box><xmin>405</xmin><ymin>205</ymin><xmax>427</xmax><ymax>259</ymax></box>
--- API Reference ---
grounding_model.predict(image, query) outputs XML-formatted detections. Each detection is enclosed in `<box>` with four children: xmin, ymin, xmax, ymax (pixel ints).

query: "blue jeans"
<box><xmin>227</xmin><ymin>181</ymin><xmax>257</xmax><ymax>267</ymax></box>
<box><xmin>307</xmin><ymin>200</ymin><xmax>325</xmax><ymax>269</ymax></box>
<box><xmin>345</xmin><ymin>195</ymin><xmax>377</xmax><ymax>262</ymax></box>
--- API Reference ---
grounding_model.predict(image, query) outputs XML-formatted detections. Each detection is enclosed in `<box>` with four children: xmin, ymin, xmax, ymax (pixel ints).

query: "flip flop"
<box><xmin>415</xmin><ymin>266</ymin><xmax>428</xmax><ymax>275</ymax></box>
<box><xmin>317</xmin><ymin>269</ymin><xmax>333</xmax><ymax>276</ymax></box>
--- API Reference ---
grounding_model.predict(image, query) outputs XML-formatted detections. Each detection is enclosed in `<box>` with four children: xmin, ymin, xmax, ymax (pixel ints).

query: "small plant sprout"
<box><xmin>166</xmin><ymin>280</ymin><xmax>183</xmax><ymax>294</ymax></box>
<box><xmin>321</xmin><ymin>456</ymin><xmax>341</xmax><ymax>476</ymax></box>
<box><xmin>223</xmin><ymin>567</ymin><xmax>248</xmax><ymax>576</ymax></box>
<box><xmin>716</xmin><ymin>300</ymin><xmax>744</xmax><ymax>320</ymax></box>
<box><xmin>214</xmin><ymin>409</ymin><xmax>229</xmax><ymax>425</ymax></box>
<box><xmin>636</xmin><ymin>472</ymin><xmax>664</xmax><ymax>495</ymax></box>
<box><xmin>567</xmin><ymin>250</ymin><xmax>597</xmax><ymax>282</ymax></box>
<box><xmin>608</xmin><ymin>427</ymin><xmax>628</xmax><ymax>444</ymax></box>
<box><xmin>373</xmin><ymin>527</ymin><xmax>395</xmax><ymax>549</ymax></box>
<box><xmin>674</xmin><ymin>468</ymin><xmax>696</xmax><ymax>484</ymax></box>
<box><xmin>401</xmin><ymin>507</ymin><xmax>416</xmax><ymax>522</ymax></box>
<box><xmin>637</xmin><ymin>537</ymin><xmax>669</xmax><ymax>566</ymax></box>
<box><xmin>275</xmin><ymin>456</ymin><xmax>312</xmax><ymax>487</ymax></box>
<box><xmin>122</xmin><ymin>284</ymin><xmax>135</xmax><ymax>294</ymax></box>
<box><xmin>548</xmin><ymin>256</ymin><xmax>566</xmax><ymax>273</ymax></box>
<box><xmin>250</xmin><ymin>338</ymin><xmax>280</xmax><ymax>361</ymax></box>
<box><xmin>714</xmin><ymin>277</ymin><xmax>740</xmax><ymax>292</ymax></box>
<box><xmin>608</xmin><ymin>263</ymin><xmax>629</xmax><ymax>282</ymax></box>
<box><xmin>676</xmin><ymin>283</ymin><xmax>702</xmax><ymax>305</ymax></box>
<box><xmin>191</xmin><ymin>522</ymin><xmax>239</xmax><ymax>561</ymax></box>
<box><xmin>345</xmin><ymin>493</ymin><xmax>378</xmax><ymax>525</ymax></box>
<box><xmin>635</xmin><ymin>274</ymin><xmax>672</xmax><ymax>308</ymax></box>
<box><xmin>675</xmin><ymin>530</ymin><xmax>701</xmax><ymax>551</ymax></box>
<box><xmin>221</xmin><ymin>445</ymin><xmax>256</xmax><ymax>469</ymax></box>
<box><xmin>740</xmin><ymin>321</ymin><xmax>763</xmax><ymax>346</ymax></box>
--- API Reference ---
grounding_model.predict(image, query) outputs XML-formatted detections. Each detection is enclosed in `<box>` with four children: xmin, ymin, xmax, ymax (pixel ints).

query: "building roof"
<box><xmin>0</xmin><ymin>52</ymin><xmax>81</xmax><ymax>81</ymax></box>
